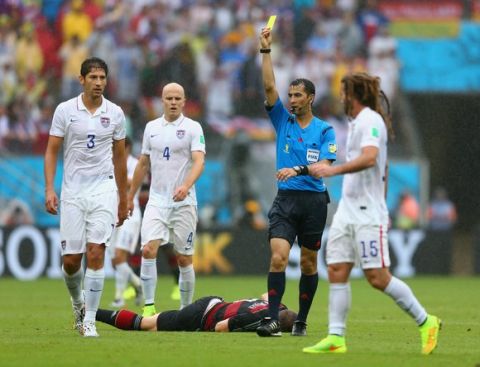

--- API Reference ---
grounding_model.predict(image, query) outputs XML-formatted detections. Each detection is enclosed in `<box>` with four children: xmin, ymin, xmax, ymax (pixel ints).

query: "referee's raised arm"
<box><xmin>259</xmin><ymin>27</ymin><xmax>278</xmax><ymax>107</ymax></box>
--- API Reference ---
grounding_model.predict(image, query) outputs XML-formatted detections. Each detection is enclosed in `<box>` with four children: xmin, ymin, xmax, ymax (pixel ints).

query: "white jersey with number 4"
<box><xmin>141</xmin><ymin>114</ymin><xmax>205</xmax><ymax>208</ymax></box>
<box><xmin>49</xmin><ymin>94</ymin><xmax>126</xmax><ymax>199</ymax></box>
<box><xmin>334</xmin><ymin>107</ymin><xmax>388</xmax><ymax>225</ymax></box>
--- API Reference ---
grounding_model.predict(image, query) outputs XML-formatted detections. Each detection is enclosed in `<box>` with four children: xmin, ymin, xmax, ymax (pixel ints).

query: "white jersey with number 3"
<box><xmin>141</xmin><ymin>114</ymin><xmax>205</xmax><ymax>208</ymax></box>
<box><xmin>49</xmin><ymin>94</ymin><xmax>126</xmax><ymax>199</ymax></box>
<box><xmin>335</xmin><ymin>107</ymin><xmax>388</xmax><ymax>225</ymax></box>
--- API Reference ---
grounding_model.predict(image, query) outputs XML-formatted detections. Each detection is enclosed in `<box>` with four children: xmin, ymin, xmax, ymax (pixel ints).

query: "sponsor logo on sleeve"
<box><xmin>328</xmin><ymin>143</ymin><xmax>337</xmax><ymax>154</ymax></box>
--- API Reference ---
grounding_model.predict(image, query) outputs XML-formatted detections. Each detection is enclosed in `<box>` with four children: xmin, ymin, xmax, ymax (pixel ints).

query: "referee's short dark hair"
<box><xmin>81</xmin><ymin>57</ymin><xmax>109</xmax><ymax>77</ymax></box>
<box><xmin>290</xmin><ymin>78</ymin><xmax>316</xmax><ymax>96</ymax></box>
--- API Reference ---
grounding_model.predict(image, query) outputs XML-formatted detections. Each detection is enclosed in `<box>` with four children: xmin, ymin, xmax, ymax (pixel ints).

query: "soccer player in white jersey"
<box><xmin>109</xmin><ymin>137</ymin><xmax>142</xmax><ymax>308</ymax></box>
<box><xmin>127</xmin><ymin>82</ymin><xmax>205</xmax><ymax>316</ymax></box>
<box><xmin>302</xmin><ymin>72</ymin><xmax>441</xmax><ymax>355</ymax></box>
<box><xmin>44</xmin><ymin>57</ymin><xmax>128</xmax><ymax>338</ymax></box>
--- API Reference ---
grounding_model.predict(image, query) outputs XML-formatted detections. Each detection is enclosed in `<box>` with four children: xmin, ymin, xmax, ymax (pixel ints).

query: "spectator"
<box><xmin>61</xmin><ymin>0</ymin><xmax>93</xmax><ymax>42</ymax></box>
<box><xmin>0</xmin><ymin>198</ymin><xmax>34</xmax><ymax>226</ymax></box>
<box><xmin>368</xmin><ymin>24</ymin><xmax>399</xmax><ymax>100</ymax></box>
<box><xmin>115</xmin><ymin>33</ymin><xmax>143</xmax><ymax>103</ymax></box>
<box><xmin>14</xmin><ymin>22</ymin><xmax>43</xmax><ymax>80</ymax></box>
<box><xmin>427</xmin><ymin>186</ymin><xmax>457</xmax><ymax>231</ymax></box>
<box><xmin>0</xmin><ymin>102</ymin><xmax>10</xmax><ymax>150</ymax></box>
<box><xmin>59</xmin><ymin>35</ymin><xmax>88</xmax><ymax>99</ymax></box>
<box><xmin>337</xmin><ymin>10</ymin><xmax>364</xmax><ymax>58</ymax></box>
<box><xmin>395</xmin><ymin>190</ymin><xmax>420</xmax><ymax>230</ymax></box>
<box><xmin>356</xmin><ymin>0</ymin><xmax>389</xmax><ymax>45</ymax></box>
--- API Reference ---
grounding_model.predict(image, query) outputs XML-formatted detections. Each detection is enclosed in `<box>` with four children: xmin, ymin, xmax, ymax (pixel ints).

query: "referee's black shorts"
<box><xmin>268</xmin><ymin>189</ymin><xmax>329</xmax><ymax>251</ymax></box>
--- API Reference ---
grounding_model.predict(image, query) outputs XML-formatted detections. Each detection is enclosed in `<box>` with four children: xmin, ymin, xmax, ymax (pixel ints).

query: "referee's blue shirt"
<box><xmin>267</xmin><ymin>97</ymin><xmax>337</xmax><ymax>192</ymax></box>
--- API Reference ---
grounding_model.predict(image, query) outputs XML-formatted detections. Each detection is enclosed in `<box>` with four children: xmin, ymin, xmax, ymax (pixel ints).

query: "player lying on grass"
<box><xmin>96</xmin><ymin>294</ymin><xmax>297</xmax><ymax>332</ymax></box>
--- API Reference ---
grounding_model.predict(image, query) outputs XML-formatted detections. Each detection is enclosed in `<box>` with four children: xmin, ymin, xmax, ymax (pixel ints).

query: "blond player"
<box><xmin>44</xmin><ymin>57</ymin><xmax>128</xmax><ymax>338</ymax></box>
<box><xmin>128</xmin><ymin>83</ymin><xmax>205</xmax><ymax>316</ymax></box>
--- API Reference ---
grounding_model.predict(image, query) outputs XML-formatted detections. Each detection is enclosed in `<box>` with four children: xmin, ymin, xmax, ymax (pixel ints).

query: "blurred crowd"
<box><xmin>0</xmin><ymin>0</ymin><xmax>400</xmax><ymax>158</ymax></box>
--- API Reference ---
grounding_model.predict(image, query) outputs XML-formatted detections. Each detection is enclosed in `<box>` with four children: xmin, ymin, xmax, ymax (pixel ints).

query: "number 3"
<box><xmin>87</xmin><ymin>134</ymin><xmax>95</xmax><ymax>148</ymax></box>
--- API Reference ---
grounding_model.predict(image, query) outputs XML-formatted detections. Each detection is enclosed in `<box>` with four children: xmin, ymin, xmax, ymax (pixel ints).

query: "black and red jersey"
<box><xmin>202</xmin><ymin>298</ymin><xmax>287</xmax><ymax>331</ymax></box>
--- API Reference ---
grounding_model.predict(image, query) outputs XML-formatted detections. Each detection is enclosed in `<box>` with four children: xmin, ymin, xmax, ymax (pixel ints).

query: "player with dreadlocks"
<box><xmin>300</xmin><ymin>72</ymin><xmax>441</xmax><ymax>355</ymax></box>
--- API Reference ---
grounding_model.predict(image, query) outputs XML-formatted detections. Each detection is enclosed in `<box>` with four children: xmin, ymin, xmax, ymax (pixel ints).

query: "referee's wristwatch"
<box><xmin>293</xmin><ymin>166</ymin><xmax>302</xmax><ymax>176</ymax></box>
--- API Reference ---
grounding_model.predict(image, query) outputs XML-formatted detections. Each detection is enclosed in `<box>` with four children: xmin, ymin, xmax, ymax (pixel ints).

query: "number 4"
<box><xmin>163</xmin><ymin>147</ymin><xmax>170</xmax><ymax>160</ymax></box>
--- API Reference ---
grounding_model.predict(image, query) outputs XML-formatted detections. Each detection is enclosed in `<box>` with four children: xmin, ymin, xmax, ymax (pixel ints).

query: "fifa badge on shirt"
<box><xmin>176</xmin><ymin>130</ymin><xmax>186</xmax><ymax>139</ymax></box>
<box><xmin>100</xmin><ymin>117</ymin><xmax>110</xmax><ymax>128</ymax></box>
<box><xmin>328</xmin><ymin>143</ymin><xmax>337</xmax><ymax>153</ymax></box>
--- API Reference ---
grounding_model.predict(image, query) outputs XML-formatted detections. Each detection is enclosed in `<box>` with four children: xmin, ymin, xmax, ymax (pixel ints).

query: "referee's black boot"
<box><xmin>256</xmin><ymin>317</ymin><xmax>282</xmax><ymax>337</ymax></box>
<box><xmin>291</xmin><ymin>320</ymin><xmax>307</xmax><ymax>336</ymax></box>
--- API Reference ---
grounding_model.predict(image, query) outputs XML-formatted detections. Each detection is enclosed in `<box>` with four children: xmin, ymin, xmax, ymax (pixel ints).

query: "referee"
<box><xmin>256</xmin><ymin>26</ymin><xmax>337</xmax><ymax>337</ymax></box>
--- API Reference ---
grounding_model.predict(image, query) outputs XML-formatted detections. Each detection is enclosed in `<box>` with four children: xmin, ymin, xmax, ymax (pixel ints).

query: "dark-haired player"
<box><xmin>44</xmin><ymin>57</ymin><xmax>128</xmax><ymax>337</ymax></box>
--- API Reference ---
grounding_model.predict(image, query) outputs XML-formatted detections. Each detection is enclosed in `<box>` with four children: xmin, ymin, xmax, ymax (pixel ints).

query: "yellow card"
<box><xmin>266</xmin><ymin>15</ymin><xmax>277</xmax><ymax>30</ymax></box>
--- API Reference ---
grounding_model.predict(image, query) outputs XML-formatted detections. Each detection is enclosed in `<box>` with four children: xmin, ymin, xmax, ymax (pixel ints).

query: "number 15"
<box><xmin>360</xmin><ymin>240</ymin><xmax>378</xmax><ymax>258</ymax></box>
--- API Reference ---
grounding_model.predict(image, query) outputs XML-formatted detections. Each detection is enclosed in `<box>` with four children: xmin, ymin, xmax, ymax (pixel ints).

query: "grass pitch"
<box><xmin>0</xmin><ymin>276</ymin><xmax>479</xmax><ymax>367</ymax></box>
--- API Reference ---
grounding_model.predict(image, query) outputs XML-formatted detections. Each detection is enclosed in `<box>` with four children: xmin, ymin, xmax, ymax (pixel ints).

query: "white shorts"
<box><xmin>108</xmin><ymin>211</ymin><xmax>141</xmax><ymax>255</ymax></box>
<box><xmin>60</xmin><ymin>189</ymin><xmax>118</xmax><ymax>255</ymax></box>
<box><xmin>141</xmin><ymin>204</ymin><xmax>197</xmax><ymax>255</ymax></box>
<box><xmin>326</xmin><ymin>217</ymin><xmax>390</xmax><ymax>269</ymax></box>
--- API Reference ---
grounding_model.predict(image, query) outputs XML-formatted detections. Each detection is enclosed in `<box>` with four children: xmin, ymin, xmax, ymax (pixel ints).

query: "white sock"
<box><xmin>128</xmin><ymin>268</ymin><xmax>141</xmax><ymax>288</ymax></box>
<box><xmin>328</xmin><ymin>283</ymin><xmax>351</xmax><ymax>336</ymax></box>
<box><xmin>384</xmin><ymin>276</ymin><xmax>428</xmax><ymax>325</ymax></box>
<box><xmin>84</xmin><ymin>268</ymin><xmax>105</xmax><ymax>323</ymax></box>
<box><xmin>179</xmin><ymin>264</ymin><xmax>195</xmax><ymax>309</ymax></box>
<box><xmin>115</xmin><ymin>262</ymin><xmax>130</xmax><ymax>300</ymax></box>
<box><xmin>63</xmin><ymin>266</ymin><xmax>84</xmax><ymax>305</ymax></box>
<box><xmin>141</xmin><ymin>258</ymin><xmax>157</xmax><ymax>305</ymax></box>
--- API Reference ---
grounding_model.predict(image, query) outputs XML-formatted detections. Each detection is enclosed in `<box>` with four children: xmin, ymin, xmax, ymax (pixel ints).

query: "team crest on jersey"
<box><xmin>61</xmin><ymin>240</ymin><xmax>66</xmax><ymax>250</ymax></box>
<box><xmin>100</xmin><ymin>117</ymin><xmax>110</xmax><ymax>128</ymax></box>
<box><xmin>176</xmin><ymin>130</ymin><xmax>186</xmax><ymax>139</ymax></box>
